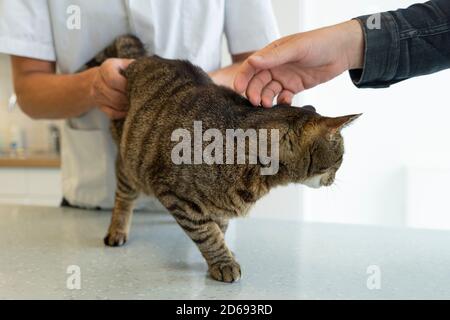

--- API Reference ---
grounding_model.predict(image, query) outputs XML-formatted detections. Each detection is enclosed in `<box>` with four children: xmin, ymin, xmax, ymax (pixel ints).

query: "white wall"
<box><xmin>299</xmin><ymin>0</ymin><xmax>450</xmax><ymax>229</ymax></box>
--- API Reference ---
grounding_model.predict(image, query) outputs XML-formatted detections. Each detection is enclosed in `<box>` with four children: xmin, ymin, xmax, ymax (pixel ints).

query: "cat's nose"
<box><xmin>322</xmin><ymin>173</ymin><xmax>335</xmax><ymax>187</ymax></box>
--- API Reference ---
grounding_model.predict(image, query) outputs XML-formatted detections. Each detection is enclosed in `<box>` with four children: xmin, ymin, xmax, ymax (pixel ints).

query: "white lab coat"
<box><xmin>0</xmin><ymin>0</ymin><xmax>279</xmax><ymax>209</ymax></box>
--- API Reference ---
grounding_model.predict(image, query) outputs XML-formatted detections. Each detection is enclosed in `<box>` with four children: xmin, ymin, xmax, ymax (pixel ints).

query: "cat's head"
<box><xmin>278</xmin><ymin>105</ymin><xmax>361</xmax><ymax>188</ymax></box>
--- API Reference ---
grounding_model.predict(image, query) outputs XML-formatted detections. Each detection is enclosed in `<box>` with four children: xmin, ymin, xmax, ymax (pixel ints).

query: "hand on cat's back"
<box><xmin>88</xmin><ymin>58</ymin><xmax>134</xmax><ymax>119</ymax></box>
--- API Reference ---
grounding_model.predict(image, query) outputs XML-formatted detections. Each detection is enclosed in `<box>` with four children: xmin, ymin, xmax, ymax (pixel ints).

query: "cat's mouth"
<box><xmin>302</xmin><ymin>173</ymin><xmax>334</xmax><ymax>188</ymax></box>
<box><xmin>302</xmin><ymin>174</ymin><xmax>324</xmax><ymax>189</ymax></box>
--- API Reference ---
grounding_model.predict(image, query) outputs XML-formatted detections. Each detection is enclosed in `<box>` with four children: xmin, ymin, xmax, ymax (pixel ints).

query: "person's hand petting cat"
<box><xmin>234</xmin><ymin>20</ymin><xmax>364</xmax><ymax>108</ymax></box>
<box><xmin>236</xmin><ymin>0</ymin><xmax>450</xmax><ymax>107</ymax></box>
<box><xmin>89</xmin><ymin>58</ymin><xmax>134</xmax><ymax>119</ymax></box>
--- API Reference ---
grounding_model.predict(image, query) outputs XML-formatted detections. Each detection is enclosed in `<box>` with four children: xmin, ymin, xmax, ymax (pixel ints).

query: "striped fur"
<box><xmin>90</xmin><ymin>35</ymin><xmax>354</xmax><ymax>283</ymax></box>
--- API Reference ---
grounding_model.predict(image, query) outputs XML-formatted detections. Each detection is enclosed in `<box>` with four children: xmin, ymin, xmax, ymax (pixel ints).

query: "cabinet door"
<box><xmin>0</xmin><ymin>168</ymin><xmax>61</xmax><ymax>207</ymax></box>
<box><xmin>0</xmin><ymin>169</ymin><xmax>28</xmax><ymax>195</ymax></box>
<box><xmin>28</xmin><ymin>169</ymin><xmax>62</xmax><ymax>197</ymax></box>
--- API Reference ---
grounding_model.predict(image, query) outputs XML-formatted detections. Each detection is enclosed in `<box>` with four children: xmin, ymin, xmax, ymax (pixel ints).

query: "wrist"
<box><xmin>79</xmin><ymin>67</ymin><xmax>98</xmax><ymax>107</ymax></box>
<box><xmin>342</xmin><ymin>20</ymin><xmax>365</xmax><ymax>70</ymax></box>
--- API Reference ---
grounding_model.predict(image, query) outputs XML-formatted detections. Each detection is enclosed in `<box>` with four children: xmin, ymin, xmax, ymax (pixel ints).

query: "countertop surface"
<box><xmin>1</xmin><ymin>205</ymin><xmax>450</xmax><ymax>300</ymax></box>
<box><xmin>0</xmin><ymin>152</ymin><xmax>60</xmax><ymax>168</ymax></box>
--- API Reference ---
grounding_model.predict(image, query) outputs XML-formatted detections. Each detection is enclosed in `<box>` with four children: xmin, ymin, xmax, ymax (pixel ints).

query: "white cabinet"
<box><xmin>0</xmin><ymin>168</ymin><xmax>62</xmax><ymax>206</ymax></box>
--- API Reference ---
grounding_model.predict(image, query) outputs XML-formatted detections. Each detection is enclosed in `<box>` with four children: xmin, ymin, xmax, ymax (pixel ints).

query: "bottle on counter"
<box><xmin>7</xmin><ymin>93</ymin><xmax>27</xmax><ymax>157</ymax></box>
<box><xmin>9</xmin><ymin>124</ymin><xmax>26</xmax><ymax>156</ymax></box>
<box><xmin>48</xmin><ymin>124</ymin><xmax>61</xmax><ymax>155</ymax></box>
<box><xmin>0</xmin><ymin>130</ymin><xmax>4</xmax><ymax>155</ymax></box>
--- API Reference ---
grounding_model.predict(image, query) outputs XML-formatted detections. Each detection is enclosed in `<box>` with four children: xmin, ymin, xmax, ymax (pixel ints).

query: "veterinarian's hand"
<box><xmin>234</xmin><ymin>20</ymin><xmax>365</xmax><ymax>108</ymax></box>
<box><xmin>89</xmin><ymin>58</ymin><xmax>134</xmax><ymax>119</ymax></box>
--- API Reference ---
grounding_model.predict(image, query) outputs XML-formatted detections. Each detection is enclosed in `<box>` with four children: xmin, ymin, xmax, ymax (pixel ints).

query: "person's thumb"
<box><xmin>114</xmin><ymin>58</ymin><xmax>135</xmax><ymax>80</ymax></box>
<box><xmin>234</xmin><ymin>38</ymin><xmax>299</xmax><ymax>94</ymax></box>
<box><xmin>247</xmin><ymin>37</ymin><xmax>302</xmax><ymax>70</ymax></box>
<box><xmin>118</xmin><ymin>58</ymin><xmax>135</xmax><ymax>71</ymax></box>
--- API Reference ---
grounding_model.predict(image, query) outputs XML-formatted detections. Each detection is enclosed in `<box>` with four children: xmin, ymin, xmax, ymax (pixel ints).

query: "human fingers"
<box><xmin>99</xmin><ymin>85</ymin><xmax>129</xmax><ymax>111</ymax></box>
<box><xmin>234</xmin><ymin>36</ymin><xmax>298</xmax><ymax>94</ymax></box>
<box><xmin>277</xmin><ymin>90</ymin><xmax>295</xmax><ymax>105</ymax></box>
<box><xmin>245</xmin><ymin>69</ymin><xmax>273</xmax><ymax>106</ymax></box>
<box><xmin>92</xmin><ymin>77</ymin><xmax>129</xmax><ymax>111</ymax></box>
<box><xmin>261</xmin><ymin>80</ymin><xmax>283</xmax><ymax>108</ymax></box>
<box><xmin>100</xmin><ymin>58</ymin><xmax>134</xmax><ymax>93</ymax></box>
<box><xmin>99</xmin><ymin>105</ymin><xmax>128</xmax><ymax>120</ymax></box>
<box><xmin>233</xmin><ymin>59</ymin><xmax>259</xmax><ymax>94</ymax></box>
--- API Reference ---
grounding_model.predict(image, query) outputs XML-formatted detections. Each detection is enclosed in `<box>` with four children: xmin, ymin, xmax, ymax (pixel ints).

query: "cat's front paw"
<box><xmin>104</xmin><ymin>231</ymin><xmax>128</xmax><ymax>247</ymax></box>
<box><xmin>209</xmin><ymin>260</ymin><xmax>241</xmax><ymax>283</ymax></box>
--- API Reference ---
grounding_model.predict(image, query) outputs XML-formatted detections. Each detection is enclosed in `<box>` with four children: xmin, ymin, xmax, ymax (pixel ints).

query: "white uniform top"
<box><xmin>0</xmin><ymin>0</ymin><xmax>279</xmax><ymax>209</ymax></box>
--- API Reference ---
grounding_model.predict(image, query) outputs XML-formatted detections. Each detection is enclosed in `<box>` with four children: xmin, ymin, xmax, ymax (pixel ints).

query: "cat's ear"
<box><xmin>320</xmin><ymin>114</ymin><xmax>362</xmax><ymax>138</ymax></box>
<box><xmin>301</xmin><ymin>105</ymin><xmax>316</xmax><ymax>113</ymax></box>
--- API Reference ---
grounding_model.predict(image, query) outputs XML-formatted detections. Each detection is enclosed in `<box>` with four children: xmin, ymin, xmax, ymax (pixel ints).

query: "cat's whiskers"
<box><xmin>330</xmin><ymin>179</ymin><xmax>342</xmax><ymax>191</ymax></box>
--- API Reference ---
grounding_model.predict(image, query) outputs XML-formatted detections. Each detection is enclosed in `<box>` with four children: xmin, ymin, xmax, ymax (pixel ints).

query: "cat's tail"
<box><xmin>85</xmin><ymin>35</ymin><xmax>147</xmax><ymax>71</ymax></box>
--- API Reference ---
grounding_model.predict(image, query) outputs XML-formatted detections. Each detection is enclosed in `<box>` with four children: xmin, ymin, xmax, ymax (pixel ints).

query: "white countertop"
<box><xmin>0</xmin><ymin>205</ymin><xmax>450</xmax><ymax>299</ymax></box>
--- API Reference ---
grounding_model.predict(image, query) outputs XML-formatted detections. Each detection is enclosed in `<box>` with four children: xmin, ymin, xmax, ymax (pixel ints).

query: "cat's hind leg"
<box><xmin>157</xmin><ymin>192</ymin><xmax>241</xmax><ymax>283</ymax></box>
<box><xmin>104</xmin><ymin>157</ymin><xmax>139</xmax><ymax>247</ymax></box>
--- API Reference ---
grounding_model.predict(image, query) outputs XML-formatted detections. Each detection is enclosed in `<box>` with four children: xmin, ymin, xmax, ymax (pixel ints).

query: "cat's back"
<box><xmin>120</xmin><ymin>55</ymin><xmax>253</xmax><ymax>151</ymax></box>
<box><xmin>117</xmin><ymin>57</ymin><xmax>218</xmax><ymax>185</ymax></box>
<box><xmin>125</xmin><ymin>56</ymin><xmax>211</xmax><ymax>100</ymax></box>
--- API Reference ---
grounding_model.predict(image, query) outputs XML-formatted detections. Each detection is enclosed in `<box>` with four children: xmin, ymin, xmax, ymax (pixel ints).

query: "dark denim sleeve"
<box><xmin>350</xmin><ymin>0</ymin><xmax>450</xmax><ymax>88</ymax></box>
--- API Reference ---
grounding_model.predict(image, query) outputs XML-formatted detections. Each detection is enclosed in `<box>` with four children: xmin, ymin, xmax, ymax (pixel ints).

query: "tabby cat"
<box><xmin>88</xmin><ymin>35</ymin><xmax>360</xmax><ymax>283</ymax></box>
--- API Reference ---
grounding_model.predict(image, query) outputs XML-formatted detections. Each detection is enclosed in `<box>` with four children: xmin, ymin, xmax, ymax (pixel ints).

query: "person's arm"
<box><xmin>11</xmin><ymin>56</ymin><xmax>133</xmax><ymax>120</ymax></box>
<box><xmin>351</xmin><ymin>0</ymin><xmax>450</xmax><ymax>88</ymax></box>
<box><xmin>209</xmin><ymin>52</ymin><xmax>254</xmax><ymax>88</ymax></box>
<box><xmin>235</xmin><ymin>0</ymin><xmax>450</xmax><ymax>108</ymax></box>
